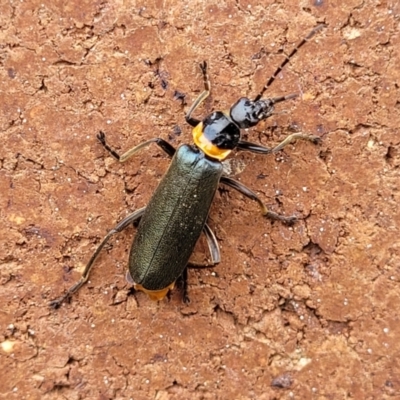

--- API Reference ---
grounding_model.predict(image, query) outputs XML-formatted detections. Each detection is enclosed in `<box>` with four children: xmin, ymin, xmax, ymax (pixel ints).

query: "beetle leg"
<box><xmin>202</xmin><ymin>222</ymin><xmax>221</xmax><ymax>264</ymax></box>
<box><xmin>49</xmin><ymin>207</ymin><xmax>146</xmax><ymax>308</ymax></box>
<box><xmin>97</xmin><ymin>131</ymin><xmax>176</xmax><ymax>162</ymax></box>
<box><xmin>188</xmin><ymin>223</ymin><xmax>221</xmax><ymax>268</ymax></box>
<box><xmin>180</xmin><ymin>223</ymin><xmax>220</xmax><ymax>303</ymax></box>
<box><xmin>178</xmin><ymin>268</ymin><xmax>190</xmax><ymax>303</ymax></box>
<box><xmin>237</xmin><ymin>132</ymin><xmax>321</xmax><ymax>155</ymax></box>
<box><xmin>237</xmin><ymin>140</ymin><xmax>271</xmax><ymax>154</ymax></box>
<box><xmin>220</xmin><ymin>176</ymin><xmax>297</xmax><ymax>225</ymax></box>
<box><xmin>185</xmin><ymin>61</ymin><xmax>211</xmax><ymax>127</ymax></box>
<box><xmin>270</xmin><ymin>133</ymin><xmax>321</xmax><ymax>152</ymax></box>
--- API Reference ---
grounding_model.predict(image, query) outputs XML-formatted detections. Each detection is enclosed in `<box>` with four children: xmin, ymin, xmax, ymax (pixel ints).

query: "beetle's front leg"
<box><xmin>236</xmin><ymin>133</ymin><xmax>321</xmax><ymax>155</ymax></box>
<box><xmin>97</xmin><ymin>131</ymin><xmax>176</xmax><ymax>161</ymax></box>
<box><xmin>185</xmin><ymin>61</ymin><xmax>211</xmax><ymax>127</ymax></box>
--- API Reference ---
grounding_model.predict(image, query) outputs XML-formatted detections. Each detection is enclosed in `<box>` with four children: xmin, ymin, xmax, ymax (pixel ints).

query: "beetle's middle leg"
<box><xmin>185</xmin><ymin>61</ymin><xmax>211</xmax><ymax>127</ymax></box>
<box><xmin>220</xmin><ymin>176</ymin><xmax>297</xmax><ymax>224</ymax></box>
<box><xmin>179</xmin><ymin>222</ymin><xmax>221</xmax><ymax>303</ymax></box>
<box><xmin>97</xmin><ymin>131</ymin><xmax>176</xmax><ymax>162</ymax></box>
<box><xmin>50</xmin><ymin>207</ymin><xmax>146</xmax><ymax>308</ymax></box>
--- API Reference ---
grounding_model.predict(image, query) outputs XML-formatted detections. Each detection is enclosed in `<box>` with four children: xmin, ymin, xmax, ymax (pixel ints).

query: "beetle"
<box><xmin>50</xmin><ymin>24</ymin><xmax>324</xmax><ymax>307</ymax></box>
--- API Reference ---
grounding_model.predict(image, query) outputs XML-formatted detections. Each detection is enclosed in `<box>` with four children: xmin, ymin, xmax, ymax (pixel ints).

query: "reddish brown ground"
<box><xmin>1</xmin><ymin>1</ymin><xmax>400</xmax><ymax>399</ymax></box>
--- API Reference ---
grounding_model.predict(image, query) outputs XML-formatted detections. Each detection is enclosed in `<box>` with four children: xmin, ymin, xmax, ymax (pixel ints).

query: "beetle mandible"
<box><xmin>51</xmin><ymin>24</ymin><xmax>324</xmax><ymax>307</ymax></box>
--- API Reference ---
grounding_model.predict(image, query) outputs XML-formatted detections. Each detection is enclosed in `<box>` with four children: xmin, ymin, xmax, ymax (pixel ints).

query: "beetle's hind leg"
<box><xmin>179</xmin><ymin>222</ymin><xmax>221</xmax><ymax>303</ymax></box>
<box><xmin>220</xmin><ymin>176</ymin><xmax>298</xmax><ymax>224</ymax></box>
<box><xmin>49</xmin><ymin>207</ymin><xmax>146</xmax><ymax>308</ymax></box>
<box><xmin>185</xmin><ymin>61</ymin><xmax>211</xmax><ymax>127</ymax></box>
<box><xmin>97</xmin><ymin>131</ymin><xmax>176</xmax><ymax>162</ymax></box>
<box><xmin>177</xmin><ymin>268</ymin><xmax>190</xmax><ymax>304</ymax></box>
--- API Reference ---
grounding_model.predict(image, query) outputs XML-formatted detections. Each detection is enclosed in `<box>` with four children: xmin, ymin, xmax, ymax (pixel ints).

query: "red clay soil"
<box><xmin>1</xmin><ymin>1</ymin><xmax>400</xmax><ymax>399</ymax></box>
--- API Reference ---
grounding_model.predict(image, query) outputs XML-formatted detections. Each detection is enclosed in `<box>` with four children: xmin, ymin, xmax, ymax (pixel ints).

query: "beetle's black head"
<box><xmin>193</xmin><ymin>111</ymin><xmax>240</xmax><ymax>160</ymax></box>
<box><xmin>229</xmin><ymin>97</ymin><xmax>275</xmax><ymax>129</ymax></box>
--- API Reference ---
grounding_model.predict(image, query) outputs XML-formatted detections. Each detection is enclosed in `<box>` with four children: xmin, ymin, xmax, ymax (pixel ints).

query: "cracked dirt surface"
<box><xmin>1</xmin><ymin>1</ymin><xmax>400</xmax><ymax>399</ymax></box>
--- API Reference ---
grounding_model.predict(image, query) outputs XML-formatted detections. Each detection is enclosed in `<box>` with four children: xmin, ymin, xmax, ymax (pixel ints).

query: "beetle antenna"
<box><xmin>269</xmin><ymin>93</ymin><xmax>298</xmax><ymax>104</ymax></box>
<box><xmin>253</xmin><ymin>24</ymin><xmax>325</xmax><ymax>102</ymax></box>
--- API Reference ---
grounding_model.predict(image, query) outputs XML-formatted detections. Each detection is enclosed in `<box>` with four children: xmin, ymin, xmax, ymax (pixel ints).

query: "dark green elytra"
<box><xmin>128</xmin><ymin>144</ymin><xmax>223</xmax><ymax>290</ymax></box>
